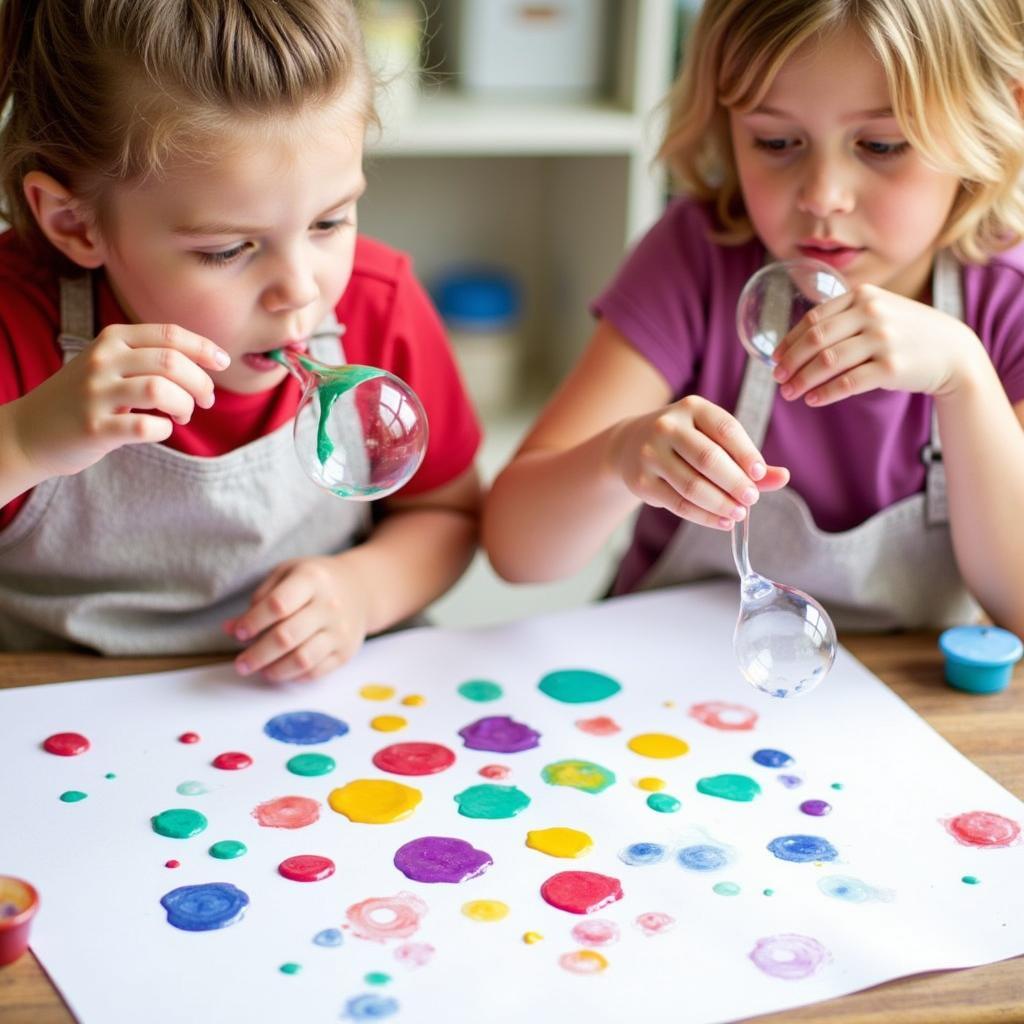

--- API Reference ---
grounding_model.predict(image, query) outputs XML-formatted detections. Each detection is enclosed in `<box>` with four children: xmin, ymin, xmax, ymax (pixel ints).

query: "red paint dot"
<box><xmin>165</xmin><ymin>860</ymin><xmax>180</xmax><ymax>869</ymax></box>
<box><xmin>575</xmin><ymin>716</ymin><xmax>621</xmax><ymax>737</ymax></box>
<box><xmin>946</xmin><ymin>811</ymin><xmax>1021</xmax><ymax>848</ymax></box>
<box><xmin>540</xmin><ymin>871</ymin><xmax>623</xmax><ymax>915</ymax></box>
<box><xmin>178</xmin><ymin>732</ymin><xmax>201</xmax><ymax>744</ymax></box>
<box><xmin>479</xmin><ymin>764</ymin><xmax>510</xmax><ymax>780</ymax></box>
<box><xmin>212</xmin><ymin>751</ymin><xmax>253</xmax><ymax>770</ymax></box>
<box><xmin>688</xmin><ymin>701</ymin><xmax>758</xmax><ymax>731</ymax></box>
<box><xmin>278</xmin><ymin>855</ymin><xmax>335</xmax><ymax>882</ymax></box>
<box><xmin>371</xmin><ymin>742</ymin><xmax>456</xmax><ymax>776</ymax></box>
<box><xmin>42</xmin><ymin>732</ymin><xmax>90</xmax><ymax>757</ymax></box>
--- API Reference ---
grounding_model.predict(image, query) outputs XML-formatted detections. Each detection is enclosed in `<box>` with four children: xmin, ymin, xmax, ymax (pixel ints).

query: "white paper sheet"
<box><xmin>1</xmin><ymin>581</ymin><xmax>1021</xmax><ymax>1024</ymax></box>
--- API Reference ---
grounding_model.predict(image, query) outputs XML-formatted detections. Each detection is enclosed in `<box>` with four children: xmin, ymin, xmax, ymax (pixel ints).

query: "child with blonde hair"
<box><xmin>0</xmin><ymin>0</ymin><xmax>481</xmax><ymax>674</ymax></box>
<box><xmin>485</xmin><ymin>0</ymin><xmax>1024</xmax><ymax>634</ymax></box>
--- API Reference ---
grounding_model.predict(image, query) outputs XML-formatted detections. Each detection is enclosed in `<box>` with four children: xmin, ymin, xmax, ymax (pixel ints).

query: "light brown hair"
<box><xmin>0</xmin><ymin>0</ymin><xmax>376</xmax><ymax>257</ymax></box>
<box><xmin>659</xmin><ymin>0</ymin><xmax>1024</xmax><ymax>262</ymax></box>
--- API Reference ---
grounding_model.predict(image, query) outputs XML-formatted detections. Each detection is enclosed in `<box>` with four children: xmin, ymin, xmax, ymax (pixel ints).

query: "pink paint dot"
<box><xmin>540</xmin><ymin>871</ymin><xmax>623</xmax><ymax>915</ymax></box>
<box><xmin>571</xmin><ymin>918</ymin><xmax>620</xmax><ymax>946</ymax></box>
<box><xmin>347</xmin><ymin>893</ymin><xmax>428</xmax><ymax>942</ymax></box>
<box><xmin>945</xmin><ymin>810</ymin><xmax>1021</xmax><ymax>848</ymax></box>
<box><xmin>688</xmin><ymin>701</ymin><xmax>758</xmax><ymax>731</ymax></box>
<box><xmin>178</xmin><ymin>732</ymin><xmax>201</xmax><ymax>744</ymax></box>
<box><xmin>479</xmin><ymin>764</ymin><xmax>510</xmax><ymax>780</ymax></box>
<box><xmin>164</xmin><ymin>859</ymin><xmax>180</xmax><ymax>869</ymax></box>
<box><xmin>42</xmin><ymin>732</ymin><xmax>90</xmax><ymax>756</ymax></box>
<box><xmin>635</xmin><ymin>911</ymin><xmax>675</xmax><ymax>936</ymax></box>
<box><xmin>394</xmin><ymin>941</ymin><xmax>435</xmax><ymax>966</ymax></box>
<box><xmin>252</xmin><ymin>795</ymin><xmax>320</xmax><ymax>829</ymax></box>
<box><xmin>278</xmin><ymin>855</ymin><xmax>335</xmax><ymax>882</ymax></box>
<box><xmin>212</xmin><ymin>751</ymin><xmax>252</xmax><ymax>770</ymax></box>
<box><xmin>575</xmin><ymin>716</ymin><xmax>621</xmax><ymax>736</ymax></box>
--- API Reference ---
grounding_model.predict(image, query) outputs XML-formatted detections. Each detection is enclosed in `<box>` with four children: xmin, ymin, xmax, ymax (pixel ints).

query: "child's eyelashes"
<box><xmin>858</xmin><ymin>139</ymin><xmax>910</xmax><ymax>159</ymax></box>
<box><xmin>192</xmin><ymin>218</ymin><xmax>352</xmax><ymax>267</ymax></box>
<box><xmin>752</xmin><ymin>136</ymin><xmax>794</xmax><ymax>153</ymax></box>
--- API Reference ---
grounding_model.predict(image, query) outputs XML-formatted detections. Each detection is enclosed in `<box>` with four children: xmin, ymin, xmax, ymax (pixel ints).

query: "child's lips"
<box><xmin>241</xmin><ymin>340</ymin><xmax>310</xmax><ymax>373</ymax></box>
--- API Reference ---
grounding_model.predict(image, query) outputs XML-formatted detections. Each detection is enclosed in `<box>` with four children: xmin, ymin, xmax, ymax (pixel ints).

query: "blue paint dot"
<box><xmin>263</xmin><ymin>711</ymin><xmax>348</xmax><ymax>745</ymax></box>
<box><xmin>314</xmin><ymin>927</ymin><xmax>344</xmax><ymax>947</ymax></box>
<box><xmin>344</xmin><ymin>993</ymin><xmax>400</xmax><ymax>1019</ymax></box>
<box><xmin>752</xmin><ymin>748</ymin><xmax>794</xmax><ymax>768</ymax></box>
<box><xmin>818</xmin><ymin>875</ymin><xmax>871</xmax><ymax>902</ymax></box>
<box><xmin>677</xmin><ymin>844</ymin><xmax>728</xmax><ymax>871</ymax></box>
<box><xmin>767</xmin><ymin>834</ymin><xmax>838</xmax><ymax>863</ymax></box>
<box><xmin>618</xmin><ymin>842</ymin><xmax>667</xmax><ymax>866</ymax></box>
<box><xmin>160</xmin><ymin>882</ymin><xmax>249</xmax><ymax>931</ymax></box>
<box><xmin>778</xmin><ymin>774</ymin><xmax>803</xmax><ymax>789</ymax></box>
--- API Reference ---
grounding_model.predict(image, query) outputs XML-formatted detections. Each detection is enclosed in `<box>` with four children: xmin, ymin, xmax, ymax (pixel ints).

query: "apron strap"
<box><xmin>57</xmin><ymin>274</ymin><xmax>95</xmax><ymax>363</ymax></box>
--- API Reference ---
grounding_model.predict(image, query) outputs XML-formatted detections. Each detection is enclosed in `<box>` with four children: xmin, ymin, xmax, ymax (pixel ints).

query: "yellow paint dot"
<box><xmin>462</xmin><ymin>900</ymin><xmax>509</xmax><ymax>922</ymax></box>
<box><xmin>663</xmin><ymin>700</ymin><xmax>676</xmax><ymax>708</ymax></box>
<box><xmin>370</xmin><ymin>715</ymin><xmax>407</xmax><ymax>732</ymax></box>
<box><xmin>327</xmin><ymin>779</ymin><xmax>421</xmax><ymax>823</ymax></box>
<box><xmin>635</xmin><ymin>777</ymin><xmax>665</xmax><ymax>792</ymax></box>
<box><xmin>627</xmin><ymin>733</ymin><xmax>690</xmax><ymax>759</ymax></box>
<box><xmin>401</xmin><ymin>694</ymin><xmax>426</xmax><ymax>706</ymax></box>
<box><xmin>359</xmin><ymin>684</ymin><xmax>396</xmax><ymax>701</ymax></box>
<box><xmin>523</xmin><ymin>931</ymin><xmax>544</xmax><ymax>944</ymax></box>
<box><xmin>525</xmin><ymin>827</ymin><xmax>593</xmax><ymax>858</ymax></box>
<box><xmin>559</xmin><ymin>948</ymin><xmax>608</xmax><ymax>974</ymax></box>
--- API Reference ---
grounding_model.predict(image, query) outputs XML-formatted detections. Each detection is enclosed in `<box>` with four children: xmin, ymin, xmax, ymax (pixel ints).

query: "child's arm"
<box><xmin>0</xmin><ymin>324</ymin><xmax>227</xmax><ymax>507</ymax></box>
<box><xmin>226</xmin><ymin>464</ymin><xmax>481</xmax><ymax>682</ymax></box>
<box><xmin>483</xmin><ymin>320</ymin><xmax>787</xmax><ymax>583</ymax></box>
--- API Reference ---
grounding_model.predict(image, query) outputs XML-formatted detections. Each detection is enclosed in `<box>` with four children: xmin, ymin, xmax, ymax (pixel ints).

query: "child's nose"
<box><xmin>796</xmin><ymin>155</ymin><xmax>855</xmax><ymax>219</ymax></box>
<box><xmin>263</xmin><ymin>256</ymin><xmax>319</xmax><ymax>312</ymax></box>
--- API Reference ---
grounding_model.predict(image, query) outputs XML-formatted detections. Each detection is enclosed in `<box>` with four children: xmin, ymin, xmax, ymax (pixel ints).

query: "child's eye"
<box><xmin>195</xmin><ymin>242</ymin><xmax>252</xmax><ymax>266</ymax></box>
<box><xmin>860</xmin><ymin>139</ymin><xmax>910</xmax><ymax>158</ymax></box>
<box><xmin>752</xmin><ymin>137</ymin><xmax>797</xmax><ymax>153</ymax></box>
<box><xmin>313</xmin><ymin>216</ymin><xmax>351</xmax><ymax>234</ymax></box>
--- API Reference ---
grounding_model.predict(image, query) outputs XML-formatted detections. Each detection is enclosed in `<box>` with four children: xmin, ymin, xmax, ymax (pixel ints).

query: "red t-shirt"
<box><xmin>0</xmin><ymin>231</ymin><xmax>480</xmax><ymax>527</ymax></box>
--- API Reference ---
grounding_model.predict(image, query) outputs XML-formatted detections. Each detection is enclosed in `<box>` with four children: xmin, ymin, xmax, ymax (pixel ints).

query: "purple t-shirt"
<box><xmin>593</xmin><ymin>198</ymin><xmax>1024</xmax><ymax>594</ymax></box>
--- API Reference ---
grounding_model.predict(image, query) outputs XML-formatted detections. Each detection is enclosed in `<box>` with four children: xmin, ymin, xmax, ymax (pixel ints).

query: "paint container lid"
<box><xmin>939</xmin><ymin>625</ymin><xmax>1023</xmax><ymax>694</ymax></box>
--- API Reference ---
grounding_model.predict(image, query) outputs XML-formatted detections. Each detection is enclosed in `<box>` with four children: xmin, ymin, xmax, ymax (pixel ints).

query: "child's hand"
<box><xmin>612</xmin><ymin>395</ymin><xmax>790</xmax><ymax>530</ymax></box>
<box><xmin>771</xmin><ymin>284</ymin><xmax>981</xmax><ymax>405</ymax></box>
<box><xmin>15</xmin><ymin>324</ymin><xmax>229</xmax><ymax>479</ymax></box>
<box><xmin>227</xmin><ymin>556</ymin><xmax>368</xmax><ymax>683</ymax></box>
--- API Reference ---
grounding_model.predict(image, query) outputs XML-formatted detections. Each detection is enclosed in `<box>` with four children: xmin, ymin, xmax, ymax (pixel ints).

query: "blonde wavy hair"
<box><xmin>0</xmin><ymin>0</ymin><xmax>377</xmax><ymax>260</ymax></box>
<box><xmin>660</xmin><ymin>0</ymin><xmax>1024</xmax><ymax>262</ymax></box>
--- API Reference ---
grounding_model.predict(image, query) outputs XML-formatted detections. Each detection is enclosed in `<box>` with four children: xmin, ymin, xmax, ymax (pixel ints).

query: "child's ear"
<box><xmin>22</xmin><ymin>171</ymin><xmax>107</xmax><ymax>269</ymax></box>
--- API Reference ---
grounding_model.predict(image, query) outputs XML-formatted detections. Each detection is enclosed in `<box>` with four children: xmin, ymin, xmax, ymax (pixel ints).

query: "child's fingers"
<box><xmin>773</xmin><ymin>307</ymin><xmax>864</xmax><ymax>384</ymax></box>
<box><xmin>258</xmin><ymin>630</ymin><xmax>335</xmax><ymax>683</ymax></box>
<box><xmin>684</xmin><ymin>405</ymin><xmax>767</xmax><ymax>497</ymax></box>
<box><xmin>121</xmin><ymin>347</ymin><xmax>218</xmax><ymax>410</ymax></box>
<box><xmin>116</xmin><ymin>323</ymin><xmax>230</xmax><ymax>373</ymax></box>
<box><xmin>774</xmin><ymin>290</ymin><xmax>854</xmax><ymax>363</ymax></box>
<box><xmin>232</xmin><ymin>575</ymin><xmax>311</xmax><ymax>651</ymax></box>
<box><xmin>235</xmin><ymin>607</ymin><xmax>319</xmax><ymax>678</ymax></box>
<box><xmin>756</xmin><ymin>465</ymin><xmax>790</xmax><ymax>491</ymax></box>
<box><xmin>646</xmin><ymin>476</ymin><xmax>742</xmax><ymax>531</ymax></box>
<box><xmin>109</xmin><ymin>376</ymin><xmax>201</xmax><ymax>425</ymax></box>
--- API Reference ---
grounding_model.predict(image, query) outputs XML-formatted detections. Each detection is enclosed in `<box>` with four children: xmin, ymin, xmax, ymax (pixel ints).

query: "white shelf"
<box><xmin>371</xmin><ymin>92</ymin><xmax>647</xmax><ymax>156</ymax></box>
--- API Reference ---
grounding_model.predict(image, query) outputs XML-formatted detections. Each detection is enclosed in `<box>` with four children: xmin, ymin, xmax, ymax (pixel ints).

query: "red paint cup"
<box><xmin>0</xmin><ymin>877</ymin><xmax>40</xmax><ymax>966</ymax></box>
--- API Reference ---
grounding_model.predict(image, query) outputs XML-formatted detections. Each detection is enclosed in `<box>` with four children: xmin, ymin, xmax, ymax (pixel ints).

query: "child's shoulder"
<box><xmin>348</xmin><ymin>235</ymin><xmax>412</xmax><ymax>290</ymax></box>
<box><xmin>0</xmin><ymin>229</ymin><xmax>60</xmax><ymax>320</ymax></box>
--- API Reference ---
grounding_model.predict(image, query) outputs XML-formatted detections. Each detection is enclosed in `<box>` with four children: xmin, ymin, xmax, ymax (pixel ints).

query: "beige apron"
<box><xmin>0</xmin><ymin>275</ymin><xmax>370</xmax><ymax>654</ymax></box>
<box><xmin>636</xmin><ymin>250</ymin><xmax>979</xmax><ymax>631</ymax></box>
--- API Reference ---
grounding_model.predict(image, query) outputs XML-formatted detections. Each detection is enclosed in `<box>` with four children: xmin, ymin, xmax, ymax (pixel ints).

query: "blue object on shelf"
<box><xmin>938</xmin><ymin>625</ymin><xmax>1023</xmax><ymax>694</ymax></box>
<box><xmin>433</xmin><ymin>270</ymin><xmax>521</xmax><ymax>331</ymax></box>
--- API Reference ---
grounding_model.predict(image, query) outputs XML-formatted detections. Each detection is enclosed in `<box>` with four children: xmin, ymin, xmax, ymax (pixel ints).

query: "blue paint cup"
<box><xmin>938</xmin><ymin>625</ymin><xmax>1023</xmax><ymax>694</ymax></box>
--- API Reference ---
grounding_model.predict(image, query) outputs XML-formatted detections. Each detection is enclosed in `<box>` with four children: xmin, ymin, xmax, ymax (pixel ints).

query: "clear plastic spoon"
<box><xmin>270</xmin><ymin>348</ymin><xmax>428</xmax><ymax>500</ymax></box>
<box><xmin>731</xmin><ymin>258</ymin><xmax>845</xmax><ymax>696</ymax></box>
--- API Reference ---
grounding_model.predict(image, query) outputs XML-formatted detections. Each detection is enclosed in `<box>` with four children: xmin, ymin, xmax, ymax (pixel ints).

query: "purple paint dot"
<box><xmin>458</xmin><ymin>716</ymin><xmax>540</xmax><ymax>753</ymax></box>
<box><xmin>393</xmin><ymin>836</ymin><xmax>493</xmax><ymax>883</ymax></box>
<box><xmin>800</xmin><ymin>799</ymin><xmax>832</xmax><ymax>816</ymax></box>
<box><xmin>749</xmin><ymin>933</ymin><xmax>829</xmax><ymax>979</ymax></box>
<box><xmin>778</xmin><ymin>774</ymin><xmax>803</xmax><ymax>789</ymax></box>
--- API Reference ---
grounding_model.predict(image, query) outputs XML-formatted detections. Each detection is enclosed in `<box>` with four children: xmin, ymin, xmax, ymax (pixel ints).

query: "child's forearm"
<box><xmin>483</xmin><ymin>424</ymin><xmax>641</xmax><ymax>584</ymax></box>
<box><xmin>0</xmin><ymin>398</ymin><xmax>49</xmax><ymax>507</ymax></box>
<box><xmin>938</xmin><ymin>350</ymin><xmax>1024</xmax><ymax>635</ymax></box>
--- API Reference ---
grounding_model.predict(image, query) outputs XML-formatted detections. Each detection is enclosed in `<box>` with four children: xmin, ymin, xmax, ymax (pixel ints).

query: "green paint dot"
<box><xmin>962</xmin><ymin>875</ymin><xmax>980</xmax><ymax>885</ymax></box>
<box><xmin>537</xmin><ymin>669</ymin><xmax>622</xmax><ymax>704</ymax></box>
<box><xmin>286</xmin><ymin>752</ymin><xmax>336</xmax><ymax>777</ymax></box>
<box><xmin>696</xmin><ymin>773</ymin><xmax>761</xmax><ymax>802</ymax></box>
<box><xmin>59</xmin><ymin>790</ymin><xmax>87</xmax><ymax>803</ymax></box>
<box><xmin>457</xmin><ymin>679</ymin><xmax>503</xmax><ymax>702</ymax></box>
<box><xmin>365</xmin><ymin>972</ymin><xmax>391</xmax><ymax>985</ymax></box>
<box><xmin>151</xmin><ymin>808</ymin><xmax>208</xmax><ymax>838</ymax></box>
<box><xmin>713</xmin><ymin>881</ymin><xmax>741</xmax><ymax>896</ymax></box>
<box><xmin>176</xmin><ymin>780</ymin><xmax>210</xmax><ymax>796</ymax></box>
<box><xmin>646</xmin><ymin>792</ymin><xmax>681</xmax><ymax>813</ymax></box>
<box><xmin>831</xmin><ymin>782</ymin><xmax>844</xmax><ymax>790</ymax></box>
<box><xmin>279</xmin><ymin>962</ymin><xmax>301</xmax><ymax>975</ymax></box>
<box><xmin>763</xmin><ymin>888</ymin><xmax>775</xmax><ymax>896</ymax></box>
<box><xmin>209</xmin><ymin>840</ymin><xmax>247</xmax><ymax>860</ymax></box>
<box><xmin>104</xmin><ymin>772</ymin><xmax>116</xmax><ymax>780</ymax></box>
<box><xmin>454</xmin><ymin>784</ymin><xmax>531</xmax><ymax>819</ymax></box>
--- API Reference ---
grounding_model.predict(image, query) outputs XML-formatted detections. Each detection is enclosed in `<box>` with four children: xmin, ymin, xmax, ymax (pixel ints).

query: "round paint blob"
<box><xmin>541</xmin><ymin>759</ymin><xmax>615</xmax><ymax>794</ymax></box>
<box><xmin>457</xmin><ymin>679</ymin><xmax>503</xmax><ymax>702</ymax></box>
<box><xmin>393</xmin><ymin>837</ymin><xmax>493</xmax><ymax>883</ymax></box>
<box><xmin>343</xmin><ymin>994</ymin><xmax>399</xmax><ymax>1020</ymax></box>
<box><xmin>43</xmin><ymin>732</ymin><xmax>90</xmax><ymax>756</ymax></box>
<box><xmin>177</xmin><ymin>732</ymin><xmax>201</xmax><ymax>744</ymax></box>
<box><xmin>749</xmin><ymin>933</ymin><xmax>829</xmax><ymax>980</ymax></box>
<box><xmin>165</xmin><ymin>860</ymin><xmax>180</xmax><ymax>869</ymax></box>
<box><xmin>752</xmin><ymin>748</ymin><xmax>793</xmax><ymax>768</ymax></box>
<box><xmin>160</xmin><ymin>882</ymin><xmax>249</xmax><ymax>931</ymax></box>
<box><xmin>152</xmin><ymin>808</ymin><xmax>208</xmax><ymax>839</ymax></box>
<box><xmin>462</xmin><ymin>900</ymin><xmax>509</xmax><ymax>922</ymax></box>
<box><xmin>365</xmin><ymin>972</ymin><xmax>391</xmax><ymax>986</ymax></box>
<box><xmin>522</xmin><ymin>932</ymin><xmax>544</xmax><ymax>945</ymax></box>
<box><xmin>393</xmin><ymin>942</ymin><xmax>435</xmax><ymax>966</ymax></box>
<box><xmin>526</xmin><ymin>828</ymin><xmax>593</xmax><ymax>859</ymax></box>
<box><xmin>59</xmin><ymin>790</ymin><xmax>87</xmax><ymax>803</ymax></box>
<box><xmin>252</xmin><ymin>795</ymin><xmax>320</xmax><ymax>829</ymax></box>
<box><xmin>479</xmin><ymin>764</ymin><xmax>510</xmax><ymax>780</ymax></box>
<box><xmin>646</xmin><ymin>793</ymin><xmax>680</xmax><ymax>813</ymax></box>
<box><xmin>538</xmin><ymin>669</ymin><xmax>621</xmax><ymax>704</ymax></box>
<box><xmin>346</xmin><ymin>893</ymin><xmax>427</xmax><ymax>942</ymax></box>
<box><xmin>279</xmin><ymin>963</ymin><xmax>301</xmax><ymax>975</ymax></box>
<box><xmin>211</xmin><ymin>751</ymin><xmax>252</xmax><ymax>771</ymax></box>
<box><xmin>627</xmin><ymin>733</ymin><xmax>690</xmax><ymax>759</ymax></box>
<box><xmin>688</xmin><ymin>701</ymin><xmax>758</xmax><ymax>731</ymax></box>
<box><xmin>818</xmin><ymin>875</ymin><xmax>878</xmax><ymax>903</ymax></box>
<box><xmin>571</xmin><ymin>919</ymin><xmax>619</xmax><ymax>946</ymax></box>
<box><xmin>767</xmin><ymin>835</ymin><xmax>838</xmax><ymax>863</ymax></box>
<box><xmin>454</xmin><ymin>784</ymin><xmax>530</xmax><ymax>819</ymax></box>
<box><xmin>635</xmin><ymin>911</ymin><xmax>675</xmax><ymax>936</ymax></box>
<box><xmin>459</xmin><ymin>716</ymin><xmax>540</xmax><ymax>753</ymax></box>
<box><xmin>559</xmin><ymin>949</ymin><xmax>609</xmax><ymax>974</ymax></box>
<box><xmin>328</xmin><ymin>780</ymin><xmax>422</xmax><ymax>824</ymax></box>
<box><xmin>264</xmin><ymin>710</ymin><xmax>348</xmax><ymax>745</ymax></box>
<box><xmin>286</xmin><ymin>753</ymin><xmax>336</xmax><ymax>777</ymax></box>
<box><xmin>800</xmin><ymin>799</ymin><xmax>832</xmax><ymax>817</ymax></box>
<box><xmin>962</xmin><ymin>875</ymin><xmax>981</xmax><ymax>885</ymax></box>
<box><xmin>575</xmin><ymin>716</ymin><xmax>621</xmax><ymax>736</ymax></box>
<box><xmin>635</xmin><ymin>777</ymin><xmax>665</xmax><ymax>792</ymax></box>
<box><xmin>540</xmin><ymin>871</ymin><xmax>623</xmax><ymax>915</ymax></box>
<box><xmin>713</xmin><ymin>881</ymin><xmax>741</xmax><ymax>896</ymax></box>
<box><xmin>696</xmin><ymin>774</ymin><xmax>761</xmax><ymax>802</ymax></box>
<box><xmin>278</xmin><ymin>855</ymin><xmax>335</xmax><ymax>882</ymax></box>
<box><xmin>400</xmin><ymin>694</ymin><xmax>425</xmax><ymax>707</ymax></box>
<box><xmin>209</xmin><ymin>840</ymin><xmax>247</xmax><ymax>860</ymax></box>
<box><xmin>370</xmin><ymin>715</ymin><xmax>407</xmax><ymax>733</ymax></box>
<box><xmin>176</xmin><ymin>780</ymin><xmax>210</xmax><ymax>796</ymax></box>
<box><xmin>314</xmin><ymin>927</ymin><xmax>344</xmax><ymax>947</ymax></box>
<box><xmin>359</xmin><ymin>684</ymin><xmax>396</xmax><ymax>701</ymax></box>
<box><xmin>677</xmin><ymin>844</ymin><xmax>729</xmax><ymax>871</ymax></box>
<box><xmin>945</xmin><ymin>810</ymin><xmax>1021</xmax><ymax>848</ymax></box>
<box><xmin>618</xmin><ymin>842</ymin><xmax>667</xmax><ymax>866</ymax></box>
<box><xmin>372</xmin><ymin>742</ymin><xmax>456</xmax><ymax>776</ymax></box>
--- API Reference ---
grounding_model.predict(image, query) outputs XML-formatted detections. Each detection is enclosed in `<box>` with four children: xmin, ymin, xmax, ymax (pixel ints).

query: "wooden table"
<box><xmin>0</xmin><ymin>638</ymin><xmax>1021</xmax><ymax>1024</ymax></box>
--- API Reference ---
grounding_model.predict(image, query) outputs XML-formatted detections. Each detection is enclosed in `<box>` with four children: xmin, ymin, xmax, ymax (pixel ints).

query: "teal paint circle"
<box><xmin>152</xmin><ymin>808</ymin><xmax>208</xmax><ymax>838</ymax></box>
<box><xmin>457</xmin><ymin>680</ymin><xmax>503</xmax><ymax>702</ymax></box>
<box><xmin>646</xmin><ymin>792</ymin><xmax>681</xmax><ymax>813</ymax></box>
<box><xmin>696</xmin><ymin>774</ymin><xmax>762</xmax><ymax>802</ymax></box>
<box><xmin>537</xmin><ymin>669</ymin><xmax>622</xmax><ymax>704</ymax></box>
<box><xmin>365</xmin><ymin>972</ymin><xmax>391</xmax><ymax>985</ymax></box>
<box><xmin>763</xmin><ymin>888</ymin><xmax>775</xmax><ymax>896</ymax></box>
<box><xmin>713</xmin><ymin>881</ymin><xmax>741</xmax><ymax>896</ymax></box>
<box><xmin>962</xmin><ymin>875</ymin><xmax>981</xmax><ymax>885</ymax></box>
<box><xmin>831</xmin><ymin>782</ymin><xmax>844</xmax><ymax>790</ymax></box>
<box><xmin>209</xmin><ymin>840</ymin><xmax>247</xmax><ymax>860</ymax></box>
<box><xmin>280</xmin><ymin>962</ymin><xmax>302</xmax><ymax>975</ymax></box>
<box><xmin>59</xmin><ymin>790</ymin><xmax>87</xmax><ymax>803</ymax></box>
<box><xmin>287</xmin><ymin>752</ymin><xmax>336</xmax><ymax>777</ymax></box>
<box><xmin>176</xmin><ymin>780</ymin><xmax>210</xmax><ymax>796</ymax></box>
<box><xmin>104</xmin><ymin>772</ymin><xmax>116</xmax><ymax>780</ymax></box>
<box><xmin>454</xmin><ymin>783</ymin><xmax>531</xmax><ymax>819</ymax></box>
